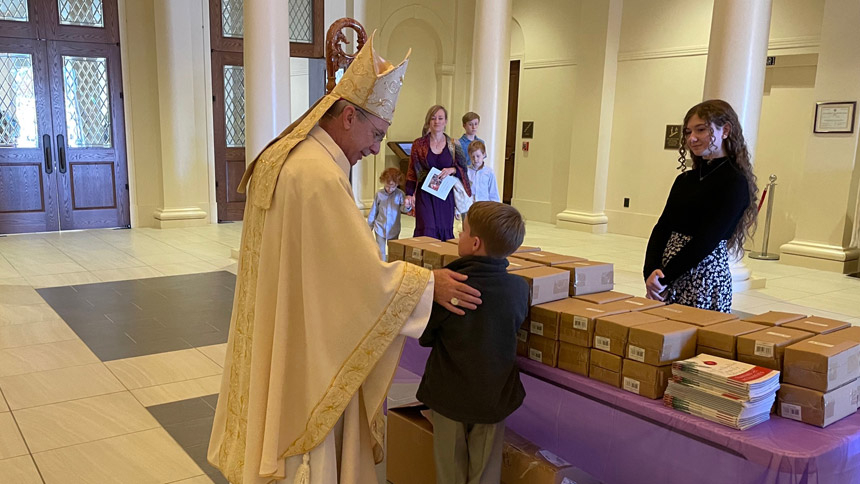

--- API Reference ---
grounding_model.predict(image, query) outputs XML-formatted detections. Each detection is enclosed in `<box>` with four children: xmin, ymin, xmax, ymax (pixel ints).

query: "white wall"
<box><xmin>604</xmin><ymin>0</ymin><xmax>825</xmax><ymax>250</ymax></box>
<box><xmin>509</xmin><ymin>0</ymin><xmax>581</xmax><ymax>223</ymax></box>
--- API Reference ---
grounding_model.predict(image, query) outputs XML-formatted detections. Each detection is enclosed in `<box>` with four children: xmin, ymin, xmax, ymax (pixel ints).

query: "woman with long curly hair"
<box><xmin>643</xmin><ymin>99</ymin><xmax>758</xmax><ymax>312</ymax></box>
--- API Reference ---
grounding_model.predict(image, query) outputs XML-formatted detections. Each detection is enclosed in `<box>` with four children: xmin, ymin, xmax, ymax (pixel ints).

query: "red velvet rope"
<box><xmin>757</xmin><ymin>186</ymin><xmax>768</xmax><ymax>213</ymax></box>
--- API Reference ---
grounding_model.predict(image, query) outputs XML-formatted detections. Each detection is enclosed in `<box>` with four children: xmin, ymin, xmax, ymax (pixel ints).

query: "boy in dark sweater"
<box><xmin>417</xmin><ymin>201</ymin><xmax>529</xmax><ymax>484</ymax></box>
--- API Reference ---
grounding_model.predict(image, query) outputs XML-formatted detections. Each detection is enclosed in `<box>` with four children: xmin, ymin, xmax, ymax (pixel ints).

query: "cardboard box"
<box><xmin>736</xmin><ymin>327</ymin><xmax>813</xmax><ymax>372</ymax></box>
<box><xmin>741</xmin><ymin>311</ymin><xmax>806</xmax><ymax>326</ymax></box>
<box><xmin>556</xmin><ymin>261</ymin><xmax>614</xmax><ymax>296</ymax></box>
<box><xmin>573</xmin><ymin>291</ymin><xmax>633</xmax><ymax>305</ymax></box>
<box><xmin>528</xmin><ymin>334</ymin><xmax>560</xmax><ymax>367</ymax></box>
<box><xmin>386</xmin><ymin>407</ymin><xmax>436</xmax><ymax>484</ymax></box>
<box><xmin>512</xmin><ymin>245</ymin><xmax>542</xmax><ymax>254</ymax></box>
<box><xmin>626</xmin><ymin>320</ymin><xmax>698</xmax><ymax>366</ymax></box>
<box><xmin>442</xmin><ymin>252</ymin><xmax>461</xmax><ymax>266</ymax></box>
<box><xmin>507</xmin><ymin>257</ymin><xmax>542</xmax><ymax>273</ymax></box>
<box><xmin>783</xmin><ymin>333</ymin><xmax>860</xmax><ymax>392</ymax></box>
<box><xmin>388</xmin><ymin>237</ymin><xmax>440</xmax><ymax>262</ymax></box>
<box><xmin>591</xmin><ymin>348</ymin><xmax>623</xmax><ymax>373</ymax></box>
<box><xmin>696</xmin><ymin>320</ymin><xmax>768</xmax><ymax>359</ymax></box>
<box><xmin>593</xmin><ymin>312</ymin><xmax>667</xmax><ymax>356</ymax></box>
<box><xmin>517</xmin><ymin>328</ymin><xmax>529</xmax><ymax>357</ymax></box>
<box><xmin>589</xmin><ymin>364</ymin><xmax>622</xmax><ymax>387</ymax></box>
<box><xmin>831</xmin><ymin>325</ymin><xmax>860</xmax><ymax>343</ymax></box>
<box><xmin>415</xmin><ymin>242</ymin><xmax>460</xmax><ymax>270</ymax></box>
<box><xmin>599</xmin><ymin>297</ymin><xmax>665</xmax><ymax>313</ymax></box>
<box><xmin>516</xmin><ymin>251</ymin><xmax>587</xmax><ymax>266</ymax></box>
<box><xmin>643</xmin><ymin>304</ymin><xmax>737</xmax><ymax>327</ymax></box>
<box><xmin>622</xmin><ymin>359</ymin><xmax>674</xmax><ymax>399</ymax></box>
<box><xmin>445</xmin><ymin>237</ymin><xmax>459</xmax><ymax>245</ymax></box>
<box><xmin>783</xmin><ymin>316</ymin><xmax>851</xmax><ymax>335</ymax></box>
<box><xmin>558</xmin><ymin>301</ymin><xmax>630</xmax><ymax>347</ymax></box>
<box><xmin>529</xmin><ymin>299</ymin><xmax>579</xmax><ymax>340</ymax></box>
<box><xmin>695</xmin><ymin>347</ymin><xmax>736</xmax><ymax>361</ymax></box>
<box><xmin>777</xmin><ymin>381</ymin><xmax>860</xmax><ymax>428</ymax></box>
<box><xmin>501</xmin><ymin>430</ymin><xmax>602</xmax><ymax>484</ymax></box>
<box><xmin>557</xmin><ymin>341</ymin><xmax>589</xmax><ymax>376</ymax></box>
<box><xmin>513</xmin><ymin>266</ymin><xmax>571</xmax><ymax>306</ymax></box>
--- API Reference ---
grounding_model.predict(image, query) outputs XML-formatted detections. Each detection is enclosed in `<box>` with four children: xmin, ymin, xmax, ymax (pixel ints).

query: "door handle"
<box><xmin>57</xmin><ymin>134</ymin><xmax>67</xmax><ymax>174</ymax></box>
<box><xmin>43</xmin><ymin>134</ymin><xmax>53</xmax><ymax>174</ymax></box>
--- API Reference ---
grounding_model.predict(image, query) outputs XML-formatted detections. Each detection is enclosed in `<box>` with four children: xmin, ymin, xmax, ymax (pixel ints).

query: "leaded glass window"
<box><xmin>0</xmin><ymin>0</ymin><xmax>28</xmax><ymax>22</ymax></box>
<box><xmin>62</xmin><ymin>55</ymin><xmax>112</xmax><ymax>148</ymax></box>
<box><xmin>224</xmin><ymin>65</ymin><xmax>245</xmax><ymax>147</ymax></box>
<box><xmin>0</xmin><ymin>53</ymin><xmax>38</xmax><ymax>148</ymax></box>
<box><xmin>58</xmin><ymin>0</ymin><xmax>105</xmax><ymax>28</ymax></box>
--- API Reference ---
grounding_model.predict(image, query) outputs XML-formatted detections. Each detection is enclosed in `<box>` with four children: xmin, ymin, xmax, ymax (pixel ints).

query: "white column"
<box><xmin>702</xmin><ymin>0</ymin><xmax>772</xmax><ymax>290</ymax></box>
<box><xmin>780</xmin><ymin>0</ymin><xmax>860</xmax><ymax>273</ymax></box>
<box><xmin>244</xmin><ymin>0</ymin><xmax>292</xmax><ymax>164</ymax></box>
<box><xmin>556</xmin><ymin>0</ymin><xmax>622</xmax><ymax>233</ymax></box>
<box><xmin>470</xmin><ymin>0</ymin><xmax>513</xmax><ymax>194</ymax></box>
<box><xmin>349</xmin><ymin>0</ymin><xmax>376</xmax><ymax>212</ymax></box>
<box><xmin>152</xmin><ymin>0</ymin><xmax>210</xmax><ymax>228</ymax></box>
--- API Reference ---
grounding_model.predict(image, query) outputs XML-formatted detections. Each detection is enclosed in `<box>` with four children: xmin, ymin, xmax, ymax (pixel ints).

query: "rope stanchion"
<box><xmin>750</xmin><ymin>174</ymin><xmax>779</xmax><ymax>261</ymax></box>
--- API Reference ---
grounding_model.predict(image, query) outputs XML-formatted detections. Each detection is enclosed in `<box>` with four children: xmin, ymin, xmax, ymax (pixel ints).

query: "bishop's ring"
<box><xmin>450</xmin><ymin>297</ymin><xmax>459</xmax><ymax>306</ymax></box>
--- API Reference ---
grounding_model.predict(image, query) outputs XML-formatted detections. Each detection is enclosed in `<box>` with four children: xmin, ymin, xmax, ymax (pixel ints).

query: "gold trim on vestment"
<box><xmin>279</xmin><ymin>263</ymin><xmax>429</xmax><ymax>459</ymax></box>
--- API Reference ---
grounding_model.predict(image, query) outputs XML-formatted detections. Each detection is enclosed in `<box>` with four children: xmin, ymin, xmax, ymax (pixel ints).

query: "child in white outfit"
<box><xmin>467</xmin><ymin>140</ymin><xmax>501</xmax><ymax>203</ymax></box>
<box><xmin>368</xmin><ymin>168</ymin><xmax>412</xmax><ymax>261</ymax></box>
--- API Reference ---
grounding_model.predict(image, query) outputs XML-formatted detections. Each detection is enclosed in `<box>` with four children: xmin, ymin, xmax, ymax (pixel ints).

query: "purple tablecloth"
<box><xmin>398</xmin><ymin>337</ymin><xmax>860</xmax><ymax>484</ymax></box>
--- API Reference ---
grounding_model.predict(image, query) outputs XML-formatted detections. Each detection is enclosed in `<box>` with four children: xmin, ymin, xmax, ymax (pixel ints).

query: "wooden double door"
<box><xmin>0</xmin><ymin>0</ymin><xmax>128</xmax><ymax>234</ymax></box>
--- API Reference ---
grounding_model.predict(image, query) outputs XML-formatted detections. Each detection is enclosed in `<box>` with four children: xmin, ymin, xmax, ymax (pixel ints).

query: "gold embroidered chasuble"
<box><xmin>207</xmin><ymin>123</ymin><xmax>432</xmax><ymax>484</ymax></box>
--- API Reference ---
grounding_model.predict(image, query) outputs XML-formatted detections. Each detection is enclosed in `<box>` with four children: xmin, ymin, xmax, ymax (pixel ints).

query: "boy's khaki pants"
<box><xmin>431</xmin><ymin>411</ymin><xmax>506</xmax><ymax>484</ymax></box>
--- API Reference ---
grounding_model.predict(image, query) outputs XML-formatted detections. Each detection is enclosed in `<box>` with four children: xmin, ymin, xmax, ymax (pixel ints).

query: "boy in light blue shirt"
<box><xmin>458</xmin><ymin>112</ymin><xmax>484</xmax><ymax>158</ymax></box>
<box><xmin>467</xmin><ymin>140</ymin><xmax>500</xmax><ymax>203</ymax></box>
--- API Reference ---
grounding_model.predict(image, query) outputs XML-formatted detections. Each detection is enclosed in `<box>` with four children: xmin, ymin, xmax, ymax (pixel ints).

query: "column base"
<box><xmin>152</xmin><ymin>207</ymin><xmax>208</xmax><ymax>229</ymax></box>
<box><xmin>230</xmin><ymin>248</ymin><xmax>240</xmax><ymax>260</ymax></box>
<box><xmin>556</xmin><ymin>210</ymin><xmax>609</xmax><ymax>234</ymax></box>
<box><xmin>779</xmin><ymin>240</ymin><xmax>860</xmax><ymax>274</ymax></box>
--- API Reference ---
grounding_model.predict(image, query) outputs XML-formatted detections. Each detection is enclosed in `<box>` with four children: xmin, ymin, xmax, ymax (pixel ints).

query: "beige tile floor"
<box><xmin>0</xmin><ymin>219</ymin><xmax>859</xmax><ymax>483</ymax></box>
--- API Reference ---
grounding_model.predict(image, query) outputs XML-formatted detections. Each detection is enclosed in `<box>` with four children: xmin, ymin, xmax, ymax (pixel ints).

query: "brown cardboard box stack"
<box><xmin>599</xmin><ymin>296</ymin><xmax>665</xmax><ymax>313</ymax></box>
<box><xmin>697</xmin><ymin>320</ymin><xmax>767</xmax><ymax>360</ymax></box>
<box><xmin>778</xmin><ymin>330</ymin><xmax>860</xmax><ymax>427</ymax></box>
<box><xmin>517</xmin><ymin>328</ymin><xmax>530</xmax><ymax>357</ymax></box>
<box><xmin>736</xmin><ymin>327</ymin><xmax>812</xmax><ymax>372</ymax></box>
<box><xmin>622</xmin><ymin>359</ymin><xmax>674</xmax><ymax>399</ymax></box>
<box><xmin>527</xmin><ymin>299</ymin><xmax>582</xmax><ymax>370</ymax></box>
<box><xmin>414</xmin><ymin>241</ymin><xmax>461</xmax><ymax>269</ymax></box>
<box><xmin>555</xmin><ymin>261</ymin><xmax>614</xmax><ymax>296</ymax></box>
<box><xmin>593</xmin><ymin>312</ymin><xmax>666</xmax><ymax>357</ymax></box>
<box><xmin>388</xmin><ymin>236</ymin><xmax>440</xmax><ymax>262</ymax></box>
<box><xmin>512</xmin><ymin>244</ymin><xmax>542</xmax><ymax>254</ymax></box>
<box><xmin>620</xmin><ymin>320</ymin><xmax>698</xmax><ymax>399</ymax></box>
<box><xmin>513</xmin><ymin>267</ymin><xmax>570</xmax><ymax>306</ymax></box>
<box><xmin>590</xmin><ymin>348</ymin><xmax>623</xmax><ymax>387</ymax></box>
<box><xmin>644</xmin><ymin>304</ymin><xmax>737</xmax><ymax>327</ymax></box>
<box><xmin>557</xmin><ymin>342</ymin><xmax>590</xmax><ymax>376</ymax></box>
<box><xmin>558</xmin><ymin>301</ymin><xmax>630</xmax><ymax>348</ymax></box>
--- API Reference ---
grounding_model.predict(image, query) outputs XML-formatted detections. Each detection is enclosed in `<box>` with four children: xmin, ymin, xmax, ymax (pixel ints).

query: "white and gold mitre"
<box><xmin>332</xmin><ymin>33</ymin><xmax>410</xmax><ymax>124</ymax></box>
<box><xmin>240</xmin><ymin>31</ymin><xmax>410</xmax><ymax>209</ymax></box>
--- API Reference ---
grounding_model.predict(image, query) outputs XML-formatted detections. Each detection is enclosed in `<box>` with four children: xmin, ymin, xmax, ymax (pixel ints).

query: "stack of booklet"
<box><xmin>664</xmin><ymin>354</ymin><xmax>780</xmax><ymax>430</ymax></box>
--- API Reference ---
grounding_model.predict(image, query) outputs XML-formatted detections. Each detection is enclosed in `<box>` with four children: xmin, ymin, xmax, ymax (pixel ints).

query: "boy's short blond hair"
<box><xmin>462</xmin><ymin>112</ymin><xmax>480</xmax><ymax>125</ymax></box>
<box><xmin>468</xmin><ymin>140</ymin><xmax>486</xmax><ymax>156</ymax></box>
<box><xmin>466</xmin><ymin>202</ymin><xmax>525</xmax><ymax>258</ymax></box>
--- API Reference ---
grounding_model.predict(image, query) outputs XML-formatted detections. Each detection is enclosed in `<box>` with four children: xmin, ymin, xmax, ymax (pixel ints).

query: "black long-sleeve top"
<box><xmin>643</xmin><ymin>158</ymin><xmax>750</xmax><ymax>285</ymax></box>
<box><xmin>417</xmin><ymin>256</ymin><xmax>529</xmax><ymax>424</ymax></box>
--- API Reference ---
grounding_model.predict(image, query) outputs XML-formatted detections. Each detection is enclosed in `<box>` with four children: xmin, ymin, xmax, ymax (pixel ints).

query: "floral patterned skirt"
<box><xmin>661</xmin><ymin>232</ymin><xmax>732</xmax><ymax>313</ymax></box>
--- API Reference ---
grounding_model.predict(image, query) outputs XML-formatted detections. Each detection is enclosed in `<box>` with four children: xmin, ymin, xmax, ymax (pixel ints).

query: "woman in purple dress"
<box><xmin>405</xmin><ymin>105</ymin><xmax>471</xmax><ymax>241</ymax></box>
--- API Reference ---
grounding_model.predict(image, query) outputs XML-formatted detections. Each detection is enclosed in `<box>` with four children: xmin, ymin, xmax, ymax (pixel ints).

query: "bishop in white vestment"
<box><xmin>207</xmin><ymin>34</ymin><xmax>480</xmax><ymax>484</ymax></box>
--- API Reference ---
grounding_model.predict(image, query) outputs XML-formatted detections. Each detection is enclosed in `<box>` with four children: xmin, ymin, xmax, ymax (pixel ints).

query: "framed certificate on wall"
<box><xmin>814</xmin><ymin>101</ymin><xmax>856</xmax><ymax>134</ymax></box>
